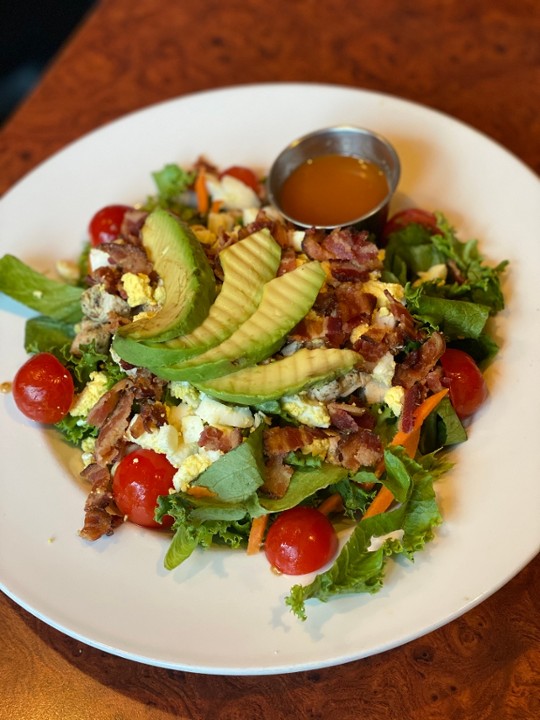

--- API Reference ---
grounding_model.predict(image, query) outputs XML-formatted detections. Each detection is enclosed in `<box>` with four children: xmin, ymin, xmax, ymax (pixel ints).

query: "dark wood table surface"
<box><xmin>1</xmin><ymin>1</ymin><xmax>539</xmax><ymax>718</ymax></box>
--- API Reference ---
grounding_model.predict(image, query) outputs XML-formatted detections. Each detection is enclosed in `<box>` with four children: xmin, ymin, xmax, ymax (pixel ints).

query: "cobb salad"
<box><xmin>0</xmin><ymin>157</ymin><xmax>507</xmax><ymax>620</ymax></box>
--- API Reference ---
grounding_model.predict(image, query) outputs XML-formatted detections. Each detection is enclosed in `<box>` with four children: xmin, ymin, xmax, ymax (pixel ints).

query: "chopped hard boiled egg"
<box><xmin>384</xmin><ymin>386</ymin><xmax>405</xmax><ymax>416</ymax></box>
<box><xmin>121</xmin><ymin>272</ymin><xmax>158</xmax><ymax>308</ymax></box>
<box><xmin>70</xmin><ymin>371</ymin><xmax>109</xmax><ymax>418</ymax></box>
<box><xmin>169</xmin><ymin>381</ymin><xmax>200</xmax><ymax>408</ymax></box>
<box><xmin>281</xmin><ymin>394</ymin><xmax>331</xmax><ymax>428</ymax></box>
<box><xmin>173</xmin><ymin>450</ymin><xmax>223</xmax><ymax>492</ymax></box>
<box><xmin>361</xmin><ymin>279</ymin><xmax>405</xmax><ymax>307</ymax></box>
<box><xmin>196</xmin><ymin>394</ymin><xmax>254</xmax><ymax>428</ymax></box>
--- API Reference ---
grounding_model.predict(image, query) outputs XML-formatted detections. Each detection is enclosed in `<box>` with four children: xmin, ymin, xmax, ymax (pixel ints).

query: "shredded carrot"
<box><xmin>194</xmin><ymin>168</ymin><xmax>209</xmax><ymax>214</ymax></box>
<box><xmin>364</xmin><ymin>388</ymin><xmax>449</xmax><ymax>519</ymax></box>
<box><xmin>362</xmin><ymin>486</ymin><xmax>395</xmax><ymax>519</ymax></box>
<box><xmin>318</xmin><ymin>493</ymin><xmax>344</xmax><ymax>516</ymax></box>
<box><xmin>247</xmin><ymin>515</ymin><xmax>268</xmax><ymax>556</ymax></box>
<box><xmin>185</xmin><ymin>485</ymin><xmax>216</xmax><ymax>499</ymax></box>
<box><xmin>210</xmin><ymin>199</ymin><xmax>223</xmax><ymax>213</ymax></box>
<box><xmin>390</xmin><ymin>388</ymin><xmax>449</xmax><ymax>455</ymax></box>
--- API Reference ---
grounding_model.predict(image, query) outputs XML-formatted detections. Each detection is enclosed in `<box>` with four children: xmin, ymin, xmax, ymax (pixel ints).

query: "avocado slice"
<box><xmin>149</xmin><ymin>261</ymin><xmax>326</xmax><ymax>382</ymax></box>
<box><xmin>112</xmin><ymin>229</ymin><xmax>281</xmax><ymax>366</ymax></box>
<box><xmin>117</xmin><ymin>209</ymin><xmax>216</xmax><ymax>342</ymax></box>
<box><xmin>195</xmin><ymin>348</ymin><xmax>360</xmax><ymax>404</ymax></box>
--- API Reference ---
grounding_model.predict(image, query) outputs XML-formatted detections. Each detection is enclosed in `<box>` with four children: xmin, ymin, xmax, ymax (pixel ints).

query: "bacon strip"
<box><xmin>263</xmin><ymin>426</ymin><xmax>328</xmax><ymax>456</ymax></box>
<box><xmin>79</xmin><ymin>463</ymin><xmax>122</xmax><ymax>541</ymax></box>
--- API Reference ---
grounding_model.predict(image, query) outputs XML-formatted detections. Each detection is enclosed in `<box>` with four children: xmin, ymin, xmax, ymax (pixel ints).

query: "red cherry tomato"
<box><xmin>88</xmin><ymin>204</ymin><xmax>131</xmax><ymax>247</ymax></box>
<box><xmin>440</xmin><ymin>348</ymin><xmax>488</xmax><ymax>419</ymax></box>
<box><xmin>264</xmin><ymin>506</ymin><xmax>338</xmax><ymax>575</ymax></box>
<box><xmin>219</xmin><ymin>165</ymin><xmax>260</xmax><ymax>193</ymax></box>
<box><xmin>383</xmin><ymin>208</ymin><xmax>440</xmax><ymax>240</ymax></box>
<box><xmin>12</xmin><ymin>352</ymin><xmax>74</xmax><ymax>424</ymax></box>
<box><xmin>112</xmin><ymin>449</ymin><xmax>175</xmax><ymax>528</ymax></box>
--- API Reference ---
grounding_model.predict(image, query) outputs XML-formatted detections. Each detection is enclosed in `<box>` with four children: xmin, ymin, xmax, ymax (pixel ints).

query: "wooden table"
<box><xmin>1</xmin><ymin>1</ymin><xmax>539</xmax><ymax>717</ymax></box>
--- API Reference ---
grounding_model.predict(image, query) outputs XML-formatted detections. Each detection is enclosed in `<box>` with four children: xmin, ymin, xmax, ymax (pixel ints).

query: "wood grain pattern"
<box><xmin>0</xmin><ymin>0</ymin><xmax>539</xmax><ymax>717</ymax></box>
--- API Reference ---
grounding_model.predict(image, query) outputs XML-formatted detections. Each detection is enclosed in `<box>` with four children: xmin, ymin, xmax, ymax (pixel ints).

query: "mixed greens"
<box><xmin>0</xmin><ymin>158</ymin><xmax>507</xmax><ymax>620</ymax></box>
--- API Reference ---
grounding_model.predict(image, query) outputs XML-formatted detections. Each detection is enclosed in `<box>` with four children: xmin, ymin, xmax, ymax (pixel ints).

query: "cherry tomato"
<box><xmin>112</xmin><ymin>449</ymin><xmax>175</xmax><ymax>528</ymax></box>
<box><xmin>219</xmin><ymin>165</ymin><xmax>260</xmax><ymax>193</ymax></box>
<box><xmin>382</xmin><ymin>208</ymin><xmax>440</xmax><ymax>241</ymax></box>
<box><xmin>440</xmin><ymin>348</ymin><xmax>488</xmax><ymax>419</ymax></box>
<box><xmin>12</xmin><ymin>352</ymin><xmax>74</xmax><ymax>424</ymax></box>
<box><xmin>265</xmin><ymin>506</ymin><xmax>338</xmax><ymax>575</ymax></box>
<box><xmin>88</xmin><ymin>204</ymin><xmax>131</xmax><ymax>247</ymax></box>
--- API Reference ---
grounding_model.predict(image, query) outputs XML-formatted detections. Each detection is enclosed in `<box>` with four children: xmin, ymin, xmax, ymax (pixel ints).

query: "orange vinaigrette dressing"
<box><xmin>279</xmin><ymin>154</ymin><xmax>389</xmax><ymax>226</ymax></box>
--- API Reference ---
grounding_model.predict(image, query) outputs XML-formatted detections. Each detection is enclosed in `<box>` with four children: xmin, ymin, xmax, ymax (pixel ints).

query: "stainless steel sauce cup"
<box><xmin>267</xmin><ymin>125</ymin><xmax>400</xmax><ymax>235</ymax></box>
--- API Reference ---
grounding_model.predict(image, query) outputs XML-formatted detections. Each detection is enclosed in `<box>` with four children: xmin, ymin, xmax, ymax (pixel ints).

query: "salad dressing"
<box><xmin>278</xmin><ymin>154</ymin><xmax>389</xmax><ymax>227</ymax></box>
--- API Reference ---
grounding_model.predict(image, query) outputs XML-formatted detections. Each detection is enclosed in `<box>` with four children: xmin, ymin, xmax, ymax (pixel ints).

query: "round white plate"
<box><xmin>1</xmin><ymin>83</ymin><xmax>539</xmax><ymax>675</ymax></box>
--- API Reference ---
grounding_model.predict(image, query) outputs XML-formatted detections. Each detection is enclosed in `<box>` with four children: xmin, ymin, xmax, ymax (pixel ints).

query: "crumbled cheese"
<box><xmin>290</xmin><ymin>230</ymin><xmax>306</xmax><ymax>252</ymax></box>
<box><xmin>88</xmin><ymin>247</ymin><xmax>111</xmax><ymax>272</ymax></box>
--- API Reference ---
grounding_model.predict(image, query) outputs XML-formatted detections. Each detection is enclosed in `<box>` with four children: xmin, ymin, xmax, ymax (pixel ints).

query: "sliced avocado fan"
<box><xmin>117</xmin><ymin>208</ymin><xmax>216</xmax><ymax>342</ymax></box>
<box><xmin>149</xmin><ymin>260</ymin><xmax>326</xmax><ymax>382</ymax></box>
<box><xmin>195</xmin><ymin>347</ymin><xmax>361</xmax><ymax>405</ymax></box>
<box><xmin>112</xmin><ymin>229</ymin><xmax>281</xmax><ymax>366</ymax></box>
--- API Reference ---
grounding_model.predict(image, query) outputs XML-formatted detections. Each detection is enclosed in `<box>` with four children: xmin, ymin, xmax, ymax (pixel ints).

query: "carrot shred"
<box><xmin>195</xmin><ymin>168</ymin><xmax>209</xmax><ymax>214</ymax></box>
<box><xmin>362</xmin><ymin>486</ymin><xmax>395</xmax><ymax>519</ymax></box>
<box><xmin>247</xmin><ymin>515</ymin><xmax>268</xmax><ymax>556</ymax></box>
<box><xmin>318</xmin><ymin>493</ymin><xmax>344</xmax><ymax>516</ymax></box>
<box><xmin>364</xmin><ymin>388</ymin><xmax>449</xmax><ymax>519</ymax></box>
<box><xmin>185</xmin><ymin>485</ymin><xmax>216</xmax><ymax>498</ymax></box>
<box><xmin>210</xmin><ymin>199</ymin><xmax>223</xmax><ymax>213</ymax></box>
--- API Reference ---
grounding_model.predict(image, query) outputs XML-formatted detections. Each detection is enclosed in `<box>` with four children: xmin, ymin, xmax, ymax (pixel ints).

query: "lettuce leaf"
<box><xmin>382</xmin><ymin>215</ymin><xmax>507</xmax><ymax>318</ymax></box>
<box><xmin>285</xmin><ymin>448</ymin><xmax>447</xmax><ymax>620</ymax></box>
<box><xmin>0</xmin><ymin>254</ymin><xmax>83</xmax><ymax>323</ymax></box>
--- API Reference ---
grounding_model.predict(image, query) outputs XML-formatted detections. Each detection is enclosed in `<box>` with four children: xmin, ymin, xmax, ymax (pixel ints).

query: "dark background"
<box><xmin>0</xmin><ymin>1</ymin><xmax>95</xmax><ymax>124</ymax></box>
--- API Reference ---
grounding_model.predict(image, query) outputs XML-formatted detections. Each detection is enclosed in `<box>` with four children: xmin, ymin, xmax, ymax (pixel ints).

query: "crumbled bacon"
<box><xmin>94</xmin><ymin>385</ymin><xmax>135</xmax><ymax>466</ymax></box>
<box><xmin>263</xmin><ymin>426</ymin><xmax>328</xmax><ymax>456</ymax></box>
<box><xmin>327</xmin><ymin>402</ymin><xmax>376</xmax><ymax>433</ymax></box>
<box><xmin>120</xmin><ymin>209</ymin><xmax>148</xmax><ymax>239</ymax></box>
<box><xmin>261</xmin><ymin>456</ymin><xmax>294</xmax><ymax>498</ymax></box>
<box><xmin>393</xmin><ymin>332</ymin><xmax>446</xmax><ymax>389</ymax></box>
<box><xmin>277</xmin><ymin>246</ymin><xmax>297</xmax><ymax>275</ymax></box>
<box><xmin>79</xmin><ymin>463</ymin><xmax>123</xmax><ymax>541</ymax></box>
<box><xmin>328</xmin><ymin>428</ymin><xmax>383</xmax><ymax>472</ymax></box>
<box><xmin>128</xmin><ymin>401</ymin><xmax>168</xmax><ymax>438</ymax></box>
<box><xmin>100</xmin><ymin>241</ymin><xmax>154</xmax><ymax>275</ymax></box>
<box><xmin>198</xmin><ymin>426</ymin><xmax>243</xmax><ymax>452</ymax></box>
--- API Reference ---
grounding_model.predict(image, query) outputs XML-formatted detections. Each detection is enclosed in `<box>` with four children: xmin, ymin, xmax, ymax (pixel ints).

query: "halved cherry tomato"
<box><xmin>112</xmin><ymin>449</ymin><xmax>175</xmax><ymax>528</ymax></box>
<box><xmin>264</xmin><ymin>506</ymin><xmax>338</xmax><ymax>575</ymax></box>
<box><xmin>440</xmin><ymin>348</ymin><xmax>488</xmax><ymax>419</ymax></box>
<box><xmin>12</xmin><ymin>352</ymin><xmax>75</xmax><ymax>424</ymax></box>
<box><xmin>219</xmin><ymin>165</ymin><xmax>260</xmax><ymax>194</ymax></box>
<box><xmin>382</xmin><ymin>208</ymin><xmax>440</xmax><ymax>241</ymax></box>
<box><xmin>88</xmin><ymin>204</ymin><xmax>132</xmax><ymax>247</ymax></box>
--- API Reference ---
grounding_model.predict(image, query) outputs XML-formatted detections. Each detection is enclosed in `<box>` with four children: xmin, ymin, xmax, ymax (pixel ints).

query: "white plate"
<box><xmin>1</xmin><ymin>83</ymin><xmax>539</xmax><ymax>675</ymax></box>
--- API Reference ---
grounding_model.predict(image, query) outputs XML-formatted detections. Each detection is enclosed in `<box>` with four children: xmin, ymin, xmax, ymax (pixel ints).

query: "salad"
<box><xmin>0</xmin><ymin>158</ymin><xmax>507</xmax><ymax>620</ymax></box>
